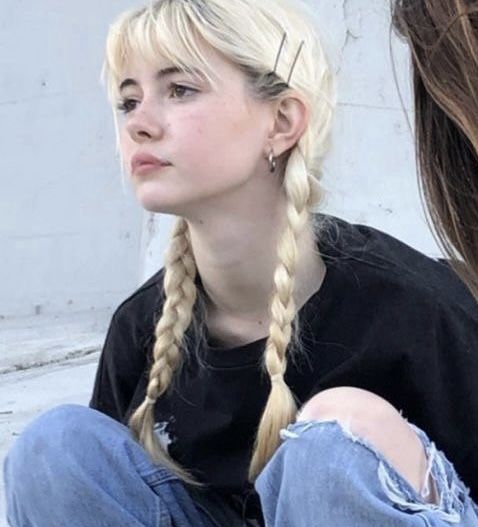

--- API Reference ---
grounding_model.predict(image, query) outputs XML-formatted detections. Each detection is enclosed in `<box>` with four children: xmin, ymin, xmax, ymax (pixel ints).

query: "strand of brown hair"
<box><xmin>393</xmin><ymin>0</ymin><xmax>478</xmax><ymax>298</ymax></box>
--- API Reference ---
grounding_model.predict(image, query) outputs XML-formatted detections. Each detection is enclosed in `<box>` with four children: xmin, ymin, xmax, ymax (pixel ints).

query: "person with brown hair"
<box><xmin>392</xmin><ymin>0</ymin><xmax>478</xmax><ymax>298</ymax></box>
<box><xmin>3</xmin><ymin>1</ymin><xmax>478</xmax><ymax>526</ymax></box>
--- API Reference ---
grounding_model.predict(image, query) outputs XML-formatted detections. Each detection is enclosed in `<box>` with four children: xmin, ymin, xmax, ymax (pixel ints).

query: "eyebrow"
<box><xmin>119</xmin><ymin>66</ymin><xmax>202</xmax><ymax>92</ymax></box>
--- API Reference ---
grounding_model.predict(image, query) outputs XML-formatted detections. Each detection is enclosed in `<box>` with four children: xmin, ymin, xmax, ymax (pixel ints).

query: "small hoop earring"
<box><xmin>268</xmin><ymin>149</ymin><xmax>277</xmax><ymax>173</ymax></box>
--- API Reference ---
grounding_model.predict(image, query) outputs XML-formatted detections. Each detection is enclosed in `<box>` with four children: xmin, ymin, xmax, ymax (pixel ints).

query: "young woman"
<box><xmin>392</xmin><ymin>0</ymin><xmax>478</xmax><ymax>299</ymax></box>
<box><xmin>4</xmin><ymin>1</ymin><xmax>478</xmax><ymax>526</ymax></box>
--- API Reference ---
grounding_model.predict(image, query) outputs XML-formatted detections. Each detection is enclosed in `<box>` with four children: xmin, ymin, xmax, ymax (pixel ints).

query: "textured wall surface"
<box><xmin>0</xmin><ymin>0</ymin><xmax>143</xmax><ymax>319</ymax></box>
<box><xmin>316</xmin><ymin>0</ymin><xmax>439</xmax><ymax>255</ymax></box>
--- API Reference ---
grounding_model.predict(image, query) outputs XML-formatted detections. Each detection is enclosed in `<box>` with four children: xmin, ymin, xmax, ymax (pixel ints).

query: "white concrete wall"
<box><xmin>141</xmin><ymin>0</ymin><xmax>442</xmax><ymax>282</ymax></box>
<box><xmin>0</xmin><ymin>0</ymin><xmax>143</xmax><ymax>320</ymax></box>
<box><xmin>318</xmin><ymin>0</ymin><xmax>439</xmax><ymax>255</ymax></box>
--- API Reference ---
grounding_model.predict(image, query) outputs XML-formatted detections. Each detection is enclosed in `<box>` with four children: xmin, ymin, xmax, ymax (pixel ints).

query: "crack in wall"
<box><xmin>336</xmin><ymin>0</ymin><xmax>363</xmax><ymax>73</ymax></box>
<box><xmin>343</xmin><ymin>0</ymin><xmax>363</xmax><ymax>41</ymax></box>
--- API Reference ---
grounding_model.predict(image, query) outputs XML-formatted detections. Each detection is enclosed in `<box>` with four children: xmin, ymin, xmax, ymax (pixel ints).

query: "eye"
<box><xmin>169</xmin><ymin>83</ymin><xmax>197</xmax><ymax>99</ymax></box>
<box><xmin>116</xmin><ymin>98</ymin><xmax>138</xmax><ymax>114</ymax></box>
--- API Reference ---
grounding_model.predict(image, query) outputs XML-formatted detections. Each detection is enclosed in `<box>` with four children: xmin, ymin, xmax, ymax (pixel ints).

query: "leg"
<box><xmin>3</xmin><ymin>404</ymin><xmax>218</xmax><ymax>527</ymax></box>
<box><xmin>255</xmin><ymin>387</ymin><xmax>478</xmax><ymax>527</ymax></box>
<box><xmin>297</xmin><ymin>387</ymin><xmax>437</xmax><ymax>502</ymax></box>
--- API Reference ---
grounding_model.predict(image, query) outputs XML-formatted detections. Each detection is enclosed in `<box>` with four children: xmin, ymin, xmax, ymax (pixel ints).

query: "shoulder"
<box><xmin>110</xmin><ymin>267</ymin><xmax>166</xmax><ymax>337</ymax></box>
<box><xmin>315</xmin><ymin>214</ymin><xmax>478</xmax><ymax>321</ymax></box>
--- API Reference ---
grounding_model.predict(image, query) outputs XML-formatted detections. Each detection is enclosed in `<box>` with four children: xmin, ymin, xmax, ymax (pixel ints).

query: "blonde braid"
<box><xmin>249</xmin><ymin>146</ymin><xmax>311</xmax><ymax>480</ymax></box>
<box><xmin>129</xmin><ymin>217</ymin><xmax>199</xmax><ymax>484</ymax></box>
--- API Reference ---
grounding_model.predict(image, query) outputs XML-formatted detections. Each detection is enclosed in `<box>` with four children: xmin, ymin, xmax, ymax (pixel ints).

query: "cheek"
<box><xmin>178</xmin><ymin>104</ymin><xmax>264</xmax><ymax>164</ymax></box>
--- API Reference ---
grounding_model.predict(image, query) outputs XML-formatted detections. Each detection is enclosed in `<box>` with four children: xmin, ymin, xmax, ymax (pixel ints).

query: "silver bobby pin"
<box><xmin>273</xmin><ymin>32</ymin><xmax>288</xmax><ymax>75</ymax></box>
<box><xmin>272</xmin><ymin>32</ymin><xmax>305</xmax><ymax>86</ymax></box>
<box><xmin>286</xmin><ymin>40</ymin><xmax>305</xmax><ymax>85</ymax></box>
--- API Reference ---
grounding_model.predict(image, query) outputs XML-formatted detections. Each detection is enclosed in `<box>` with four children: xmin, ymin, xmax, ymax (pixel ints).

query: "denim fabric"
<box><xmin>255</xmin><ymin>419</ymin><xmax>478</xmax><ymax>526</ymax></box>
<box><xmin>3</xmin><ymin>405</ymin><xmax>249</xmax><ymax>527</ymax></box>
<box><xmin>4</xmin><ymin>406</ymin><xmax>478</xmax><ymax>526</ymax></box>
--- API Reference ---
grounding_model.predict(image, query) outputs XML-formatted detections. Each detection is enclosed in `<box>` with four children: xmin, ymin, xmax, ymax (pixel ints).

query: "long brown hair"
<box><xmin>392</xmin><ymin>0</ymin><xmax>478</xmax><ymax>298</ymax></box>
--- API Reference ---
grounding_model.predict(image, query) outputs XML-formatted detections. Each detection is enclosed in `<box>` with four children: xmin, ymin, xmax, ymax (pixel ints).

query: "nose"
<box><xmin>125</xmin><ymin>100</ymin><xmax>164</xmax><ymax>143</ymax></box>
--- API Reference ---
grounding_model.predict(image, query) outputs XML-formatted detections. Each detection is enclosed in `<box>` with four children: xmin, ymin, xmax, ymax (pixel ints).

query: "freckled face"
<box><xmin>117</xmin><ymin>45</ymin><xmax>273</xmax><ymax>216</ymax></box>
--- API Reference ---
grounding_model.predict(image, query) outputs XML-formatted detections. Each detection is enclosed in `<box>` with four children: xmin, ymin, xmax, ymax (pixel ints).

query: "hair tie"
<box><xmin>145</xmin><ymin>396</ymin><xmax>156</xmax><ymax>406</ymax></box>
<box><xmin>270</xmin><ymin>373</ymin><xmax>283</xmax><ymax>383</ymax></box>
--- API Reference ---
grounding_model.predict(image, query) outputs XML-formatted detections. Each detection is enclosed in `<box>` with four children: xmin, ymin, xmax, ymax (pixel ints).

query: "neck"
<box><xmin>186</xmin><ymin>206</ymin><xmax>326</xmax><ymax>346</ymax></box>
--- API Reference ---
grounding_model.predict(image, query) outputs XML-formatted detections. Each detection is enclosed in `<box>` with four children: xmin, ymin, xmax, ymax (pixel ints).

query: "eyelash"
<box><xmin>116</xmin><ymin>83</ymin><xmax>197</xmax><ymax>114</ymax></box>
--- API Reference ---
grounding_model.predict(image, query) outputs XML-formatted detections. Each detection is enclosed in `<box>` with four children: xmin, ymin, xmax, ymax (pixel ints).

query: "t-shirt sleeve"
<box><xmin>89</xmin><ymin>310</ymin><xmax>150</xmax><ymax>423</ymax></box>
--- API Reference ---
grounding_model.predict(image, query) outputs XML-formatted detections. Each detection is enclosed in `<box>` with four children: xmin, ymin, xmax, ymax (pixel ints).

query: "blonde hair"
<box><xmin>102</xmin><ymin>0</ymin><xmax>335</xmax><ymax>482</ymax></box>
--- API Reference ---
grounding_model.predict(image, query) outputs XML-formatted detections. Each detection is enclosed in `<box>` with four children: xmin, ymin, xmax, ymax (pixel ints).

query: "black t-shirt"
<box><xmin>90</xmin><ymin>214</ymin><xmax>478</xmax><ymax>516</ymax></box>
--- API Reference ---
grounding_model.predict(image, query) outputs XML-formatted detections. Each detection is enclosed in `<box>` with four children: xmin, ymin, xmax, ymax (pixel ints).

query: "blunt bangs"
<box><xmin>102</xmin><ymin>2</ymin><xmax>220</xmax><ymax>104</ymax></box>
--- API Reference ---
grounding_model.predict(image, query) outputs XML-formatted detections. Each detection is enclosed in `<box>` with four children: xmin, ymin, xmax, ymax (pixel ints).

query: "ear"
<box><xmin>266</xmin><ymin>93</ymin><xmax>309</xmax><ymax>157</ymax></box>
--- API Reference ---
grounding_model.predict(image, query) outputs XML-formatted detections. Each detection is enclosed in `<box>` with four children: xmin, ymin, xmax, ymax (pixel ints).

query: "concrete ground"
<box><xmin>0</xmin><ymin>352</ymin><xmax>100</xmax><ymax>526</ymax></box>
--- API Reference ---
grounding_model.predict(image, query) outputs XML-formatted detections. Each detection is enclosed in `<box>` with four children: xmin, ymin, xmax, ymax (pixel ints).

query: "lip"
<box><xmin>133</xmin><ymin>163</ymin><xmax>171</xmax><ymax>176</ymax></box>
<box><xmin>131</xmin><ymin>153</ymin><xmax>171</xmax><ymax>175</ymax></box>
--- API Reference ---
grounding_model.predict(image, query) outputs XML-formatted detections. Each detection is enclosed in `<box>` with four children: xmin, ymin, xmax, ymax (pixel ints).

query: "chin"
<box><xmin>138</xmin><ymin>198</ymin><xmax>176</xmax><ymax>214</ymax></box>
<box><xmin>136</xmin><ymin>193</ymin><xmax>190</xmax><ymax>216</ymax></box>
<box><xmin>133</xmin><ymin>184</ymin><xmax>174</xmax><ymax>214</ymax></box>
<box><xmin>133</xmin><ymin>181</ymin><xmax>232</xmax><ymax>218</ymax></box>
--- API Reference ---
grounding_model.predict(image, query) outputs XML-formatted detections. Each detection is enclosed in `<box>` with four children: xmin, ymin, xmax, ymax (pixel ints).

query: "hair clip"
<box><xmin>273</xmin><ymin>32</ymin><xmax>288</xmax><ymax>75</ymax></box>
<box><xmin>272</xmin><ymin>31</ymin><xmax>305</xmax><ymax>86</ymax></box>
<box><xmin>287</xmin><ymin>40</ymin><xmax>304</xmax><ymax>85</ymax></box>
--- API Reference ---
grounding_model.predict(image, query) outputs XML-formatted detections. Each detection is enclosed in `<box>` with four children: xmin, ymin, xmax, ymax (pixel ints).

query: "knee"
<box><xmin>297</xmin><ymin>386</ymin><xmax>399</xmax><ymax>430</ymax></box>
<box><xmin>4</xmin><ymin>404</ymin><xmax>118</xmax><ymax>485</ymax></box>
<box><xmin>297</xmin><ymin>387</ymin><xmax>413</xmax><ymax>448</ymax></box>
<box><xmin>297</xmin><ymin>387</ymin><xmax>431</xmax><ymax>499</ymax></box>
<box><xmin>8</xmin><ymin>404</ymin><xmax>94</xmax><ymax>456</ymax></box>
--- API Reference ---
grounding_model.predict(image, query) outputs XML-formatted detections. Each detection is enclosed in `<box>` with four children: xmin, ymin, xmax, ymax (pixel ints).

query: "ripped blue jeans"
<box><xmin>256</xmin><ymin>419</ymin><xmax>478</xmax><ymax>526</ymax></box>
<box><xmin>4</xmin><ymin>405</ymin><xmax>478</xmax><ymax>526</ymax></box>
